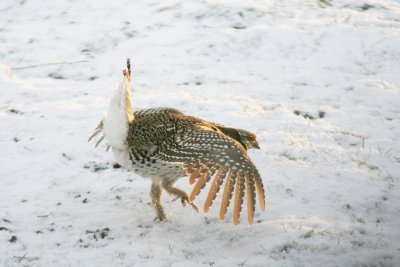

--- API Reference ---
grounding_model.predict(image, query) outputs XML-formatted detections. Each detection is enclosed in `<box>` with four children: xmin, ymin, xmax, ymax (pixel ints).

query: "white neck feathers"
<box><xmin>103</xmin><ymin>70</ymin><xmax>134</xmax><ymax>149</ymax></box>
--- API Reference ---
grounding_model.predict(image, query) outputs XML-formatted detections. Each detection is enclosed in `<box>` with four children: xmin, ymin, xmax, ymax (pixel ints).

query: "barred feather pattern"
<box><xmin>124</xmin><ymin>107</ymin><xmax>266</xmax><ymax>224</ymax></box>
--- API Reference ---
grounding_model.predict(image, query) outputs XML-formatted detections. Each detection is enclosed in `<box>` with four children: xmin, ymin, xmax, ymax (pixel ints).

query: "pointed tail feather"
<box><xmin>254</xmin><ymin>170</ymin><xmax>266</xmax><ymax>211</ymax></box>
<box><xmin>245</xmin><ymin>173</ymin><xmax>256</xmax><ymax>225</ymax></box>
<box><xmin>189</xmin><ymin>167</ymin><xmax>201</xmax><ymax>185</ymax></box>
<box><xmin>189</xmin><ymin>167</ymin><xmax>216</xmax><ymax>202</ymax></box>
<box><xmin>233</xmin><ymin>172</ymin><xmax>245</xmax><ymax>225</ymax></box>
<box><xmin>204</xmin><ymin>166</ymin><xmax>226</xmax><ymax>213</ymax></box>
<box><xmin>219</xmin><ymin>168</ymin><xmax>237</xmax><ymax>221</ymax></box>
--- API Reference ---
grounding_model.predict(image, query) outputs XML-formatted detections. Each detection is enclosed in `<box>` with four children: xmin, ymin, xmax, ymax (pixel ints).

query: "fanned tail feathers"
<box><xmin>155</xmin><ymin>128</ymin><xmax>266</xmax><ymax>225</ymax></box>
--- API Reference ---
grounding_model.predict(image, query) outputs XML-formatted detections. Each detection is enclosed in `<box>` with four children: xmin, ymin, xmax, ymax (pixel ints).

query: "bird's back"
<box><xmin>130</xmin><ymin>107</ymin><xmax>258</xmax><ymax>148</ymax></box>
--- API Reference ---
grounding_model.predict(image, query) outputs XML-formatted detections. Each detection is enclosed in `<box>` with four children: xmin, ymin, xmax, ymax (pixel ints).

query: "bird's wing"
<box><xmin>154</xmin><ymin>126</ymin><xmax>265</xmax><ymax>225</ymax></box>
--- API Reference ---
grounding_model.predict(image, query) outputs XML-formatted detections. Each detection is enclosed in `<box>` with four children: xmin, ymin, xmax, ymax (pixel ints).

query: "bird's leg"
<box><xmin>150</xmin><ymin>181</ymin><xmax>167</xmax><ymax>221</ymax></box>
<box><xmin>161</xmin><ymin>179</ymin><xmax>199</xmax><ymax>213</ymax></box>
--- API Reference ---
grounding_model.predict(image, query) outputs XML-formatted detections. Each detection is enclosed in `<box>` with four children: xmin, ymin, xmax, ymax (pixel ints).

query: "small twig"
<box><xmin>303</xmin><ymin>224</ymin><xmax>319</xmax><ymax>239</ymax></box>
<box><xmin>11</xmin><ymin>60</ymin><xmax>88</xmax><ymax>70</ymax></box>
<box><xmin>340</xmin><ymin>130</ymin><xmax>367</xmax><ymax>140</ymax></box>
<box><xmin>13</xmin><ymin>253</ymin><xmax>27</xmax><ymax>262</ymax></box>
<box><xmin>386</xmin><ymin>171</ymin><xmax>394</xmax><ymax>182</ymax></box>
<box><xmin>13</xmin><ymin>254</ymin><xmax>39</xmax><ymax>262</ymax></box>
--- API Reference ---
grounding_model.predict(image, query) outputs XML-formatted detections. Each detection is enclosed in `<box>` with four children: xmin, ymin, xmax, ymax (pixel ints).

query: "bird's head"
<box><xmin>238</xmin><ymin>130</ymin><xmax>260</xmax><ymax>150</ymax></box>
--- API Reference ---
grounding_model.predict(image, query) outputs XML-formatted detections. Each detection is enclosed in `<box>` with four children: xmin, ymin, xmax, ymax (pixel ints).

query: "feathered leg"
<box><xmin>161</xmin><ymin>178</ymin><xmax>198</xmax><ymax>213</ymax></box>
<box><xmin>150</xmin><ymin>181</ymin><xmax>167</xmax><ymax>221</ymax></box>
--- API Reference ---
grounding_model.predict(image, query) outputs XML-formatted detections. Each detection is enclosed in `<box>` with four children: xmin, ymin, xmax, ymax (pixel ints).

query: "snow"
<box><xmin>1</xmin><ymin>0</ymin><xmax>400</xmax><ymax>266</ymax></box>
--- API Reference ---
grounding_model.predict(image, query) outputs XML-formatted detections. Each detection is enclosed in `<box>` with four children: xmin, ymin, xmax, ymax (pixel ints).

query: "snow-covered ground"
<box><xmin>1</xmin><ymin>0</ymin><xmax>400</xmax><ymax>266</ymax></box>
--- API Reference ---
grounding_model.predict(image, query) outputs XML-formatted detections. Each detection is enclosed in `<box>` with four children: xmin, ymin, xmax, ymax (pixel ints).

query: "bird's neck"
<box><xmin>103</xmin><ymin>73</ymin><xmax>134</xmax><ymax>149</ymax></box>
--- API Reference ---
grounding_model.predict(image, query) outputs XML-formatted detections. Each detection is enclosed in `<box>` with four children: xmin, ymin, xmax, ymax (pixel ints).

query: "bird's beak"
<box><xmin>252</xmin><ymin>141</ymin><xmax>260</xmax><ymax>149</ymax></box>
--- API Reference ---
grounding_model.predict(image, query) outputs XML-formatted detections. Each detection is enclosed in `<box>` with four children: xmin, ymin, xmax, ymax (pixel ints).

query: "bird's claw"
<box><xmin>153</xmin><ymin>215</ymin><xmax>168</xmax><ymax>222</ymax></box>
<box><xmin>173</xmin><ymin>196</ymin><xmax>199</xmax><ymax>213</ymax></box>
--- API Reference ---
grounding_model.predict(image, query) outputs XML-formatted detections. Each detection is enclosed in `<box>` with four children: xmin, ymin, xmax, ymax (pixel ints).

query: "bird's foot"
<box><xmin>173</xmin><ymin>195</ymin><xmax>199</xmax><ymax>213</ymax></box>
<box><xmin>153</xmin><ymin>209</ymin><xmax>168</xmax><ymax>222</ymax></box>
<box><xmin>153</xmin><ymin>215</ymin><xmax>168</xmax><ymax>222</ymax></box>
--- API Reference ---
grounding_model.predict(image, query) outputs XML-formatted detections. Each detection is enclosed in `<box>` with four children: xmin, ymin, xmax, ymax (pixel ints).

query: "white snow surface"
<box><xmin>1</xmin><ymin>0</ymin><xmax>400</xmax><ymax>266</ymax></box>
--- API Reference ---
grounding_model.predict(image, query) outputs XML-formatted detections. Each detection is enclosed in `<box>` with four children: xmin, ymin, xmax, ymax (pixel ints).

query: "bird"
<box><xmin>89</xmin><ymin>59</ymin><xmax>265</xmax><ymax>225</ymax></box>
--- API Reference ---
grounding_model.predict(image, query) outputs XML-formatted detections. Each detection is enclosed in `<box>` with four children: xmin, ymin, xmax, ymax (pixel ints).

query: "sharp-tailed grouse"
<box><xmin>89</xmin><ymin>59</ymin><xmax>265</xmax><ymax>225</ymax></box>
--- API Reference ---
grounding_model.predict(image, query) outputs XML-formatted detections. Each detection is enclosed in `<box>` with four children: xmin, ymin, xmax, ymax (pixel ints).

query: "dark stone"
<box><xmin>360</xmin><ymin>4</ymin><xmax>374</xmax><ymax>11</ymax></box>
<box><xmin>232</xmin><ymin>25</ymin><xmax>246</xmax><ymax>30</ymax></box>
<box><xmin>48</xmin><ymin>73</ymin><xmax>64</xmax><ymax>80</ymax></box>
<box><xmin>113</xmin><ymin>163</ymin><xmax>121</xmax><ymax>169</ymax></box>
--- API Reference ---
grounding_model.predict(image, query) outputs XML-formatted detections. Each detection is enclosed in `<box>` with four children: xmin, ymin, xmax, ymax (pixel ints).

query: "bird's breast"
<box><xmin>130</xmin><ymin>149</ymin><xmax>186</xmax><ymax>179</ymax></box>
<box><xmin>113</xmin><ymin>147</ymin><xmax>186</xmax><ymax>179</ymax></box>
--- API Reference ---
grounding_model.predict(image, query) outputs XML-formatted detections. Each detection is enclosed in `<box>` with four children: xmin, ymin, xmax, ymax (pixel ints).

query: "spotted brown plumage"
<box><xmin>89</xmin><ymin>59</ymin><xmax>266</xmax><ymax>225</ymax></box>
